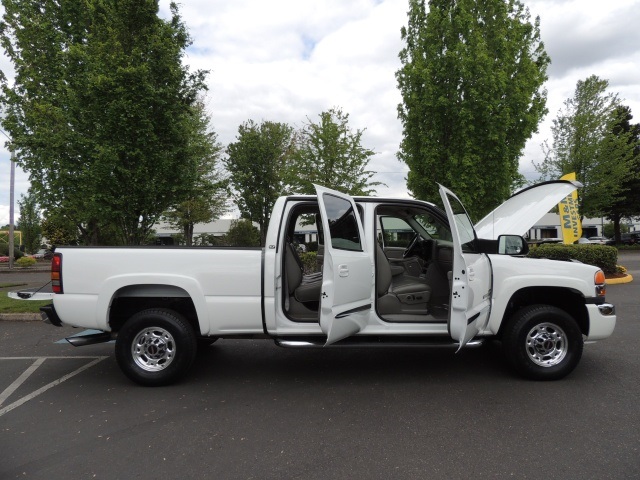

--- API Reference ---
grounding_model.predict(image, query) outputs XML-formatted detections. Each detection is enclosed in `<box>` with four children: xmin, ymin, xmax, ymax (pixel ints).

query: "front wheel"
<box><xmin>502</xmin><ymin>305</ymin><xmax>583</xmax><ymax>380</ymax></box>
<box><xmin>115</xmin><ymin>309</ymin><xmax>197</xmax><ymax>386</ymax></box>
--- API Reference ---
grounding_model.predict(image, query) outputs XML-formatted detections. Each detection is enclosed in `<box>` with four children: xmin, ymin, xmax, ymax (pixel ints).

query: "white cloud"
<box><xmin>0</xmin><ymin>204</ymin><xmax>8</xmax><ymax>227</ymax></box>
<box><xmin>0</xmin><ymin>153</ymin><xmax>29</xmax><ymax>225</ymax></box>
<box><xmin>1</xmin><ymin>0</ymin><xmax>640</xmax><ymax>225</ymax></box>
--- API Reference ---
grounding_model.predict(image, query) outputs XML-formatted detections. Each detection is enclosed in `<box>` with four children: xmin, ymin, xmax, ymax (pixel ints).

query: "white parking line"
<box><xmin>0</xmin><ymin>356</ymin><xmax>108</xmax><ymax>417</ymax></box>
<box><xmin>0</xmin><ymin>357</ymin><xmax>46</xmax><ymax>406</ymax></box>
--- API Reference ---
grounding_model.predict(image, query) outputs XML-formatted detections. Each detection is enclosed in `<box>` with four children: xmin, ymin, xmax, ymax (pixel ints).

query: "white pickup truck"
<box><xmin>41</xmin><ymin>182</ymin><xmax>616</xmax><ymax>386</ymax></box>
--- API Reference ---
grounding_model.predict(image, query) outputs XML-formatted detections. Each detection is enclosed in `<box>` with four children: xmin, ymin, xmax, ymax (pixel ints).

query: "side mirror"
<box><xmin>498</xmin><ymin>235</ymin><xmax>529</xmax><ymax>256</ymax></box>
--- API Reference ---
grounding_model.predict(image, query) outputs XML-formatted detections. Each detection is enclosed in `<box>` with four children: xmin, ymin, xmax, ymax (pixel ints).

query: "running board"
<box><xmin>274</xmin><ymin>336</ymin><xmax>484</xmax><ymax>349</ymax></box>
<box><xmin>66</xmin><ymin>332</ymin><xmax>115</xmax><ymax>346</ymax></box>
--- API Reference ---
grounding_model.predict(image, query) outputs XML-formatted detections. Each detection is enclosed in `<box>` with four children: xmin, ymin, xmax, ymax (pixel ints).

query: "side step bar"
<box><xmin>66</xmin><ymin>332</ymin><xmax>115</xmax><ymax>347</ymax></box>
<box><xmin>274</xmin><ymin>336</ymin><xmax>485</xmax><ymax>349</ymax></box>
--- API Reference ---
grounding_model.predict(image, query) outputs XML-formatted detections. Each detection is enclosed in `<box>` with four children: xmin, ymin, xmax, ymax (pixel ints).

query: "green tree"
<box><xmin>16</xmin><ymin>191</ymin><xmax>41</xmax><ymax>254</ymax></box>
<box><xmin>535</xmin><ymin>76</ymin><xmax>638</xmax><ymax>219</ymax></box>
<box><xmin>224</xmin><ymin>219</ymin><xmax>261</xmax><ymax>247</ymax></box>
<box><xmin>601</xmin><ymin>106</ymin><xmax>640</xmax><ymax>242</ymax></box>
<box><xmin>288</xmin><ymin>107</ymin><xmax>382</xmax><ymax>195</ymax></box>
<box><xmin>0</xmin><ymin>0</ymin><xmax>207</xmax><ymax>245</ymax></box>
<box><xmin>40</xmin><ymin>212</ymin><xmax>79</xmax><ymax>247</ymax></box>
<box><xmin>224</xmin><ymin>120</ymin><xmax>295</xmax><ymax>246</ymax></box>
<box><xmin>162</xmin><ymin>101</ymin><xmax>227</xmax><ymax>246</ymax></box>
<box><xmin>603</xmin><ymin>222</ymin><xmax>628</xmax><ymax>239</ymax></box>
<box><xmin>396</xmin><ymin>0</ymin><xmax>549</xmax><ymax>220</ymax></box>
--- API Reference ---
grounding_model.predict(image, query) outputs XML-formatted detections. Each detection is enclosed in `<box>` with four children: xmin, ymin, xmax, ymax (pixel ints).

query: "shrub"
<box><xmin>15</xmin><ymin>256</ymin><xmax>37</xmax><ymax>268</ymax></box>
<box><xmin>527</xmin><ymin>244</ymin><xmax>618</xmax><ymax>274</ymax></box>
<box><xmin>0</xmin><ymin>244</ymin><xmax>24</xmax><ymax>259</ymax></box>
<box><xmin>226</xmin><ymin>219</ymin><xmax>261</xmax><ymax>247</ymax></box>
<box><xmin>617</xmin><ymin>244</ymin><xmax>640</xmax><ymax>251</ymax></box>
<box><xmin>298</xmin><ymin>251</ymin><xmax>319</xmax><ymax>275</ymax></box>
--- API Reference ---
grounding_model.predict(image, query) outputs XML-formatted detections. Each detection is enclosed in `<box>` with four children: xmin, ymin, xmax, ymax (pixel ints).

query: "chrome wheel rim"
<box><xmin>526</xmin><ymin>322</ymin><xmax>567</xmax><ymax>367</ymax></box>
<box><xmin>132</xmin><ymin>327</ymin><xmax>176</xmax><ymax>372</ymax></box>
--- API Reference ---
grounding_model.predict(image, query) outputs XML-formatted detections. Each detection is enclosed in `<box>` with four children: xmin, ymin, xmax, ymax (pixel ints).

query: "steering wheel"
<box><xmin>403</xmin><ymin>234</ymin><xmax>421</xmax><ymax>258</ymax></box>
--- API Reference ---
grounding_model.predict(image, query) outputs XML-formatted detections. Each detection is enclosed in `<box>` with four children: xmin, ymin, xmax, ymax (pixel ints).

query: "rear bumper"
<box><xmin>40</xmin><ymin>303</ymin><xmax>63</xmax><ymax>327</ymax></box>
<box><xmin>585</xmin><ymin>303</ymin><xmax>616</xmax><ymax>341</ymax></box>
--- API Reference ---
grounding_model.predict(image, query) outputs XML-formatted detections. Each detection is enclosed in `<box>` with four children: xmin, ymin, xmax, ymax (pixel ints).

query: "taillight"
<box><xmin>595</xmin><ymin>270</ymin><xmax>605</xmax><ymax>297</ymax></box>
<box><xmin>51</xmin><ymin>253</ymin><xmax>63</xmax><ymax>294</ymax></box>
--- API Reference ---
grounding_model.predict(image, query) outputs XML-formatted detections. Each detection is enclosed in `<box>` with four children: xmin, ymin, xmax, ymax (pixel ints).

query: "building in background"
<box><xmin>153</xmin><ymin>219</ymin><xmax>319</xmax><ymax>245</ymax></box>
<box><xmin>526</xmin><ymin>214</ymin><xmax>640</xmax><ymax>241</ymax></box>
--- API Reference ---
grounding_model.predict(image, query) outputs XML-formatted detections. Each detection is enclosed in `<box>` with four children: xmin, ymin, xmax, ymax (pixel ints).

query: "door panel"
<box><xmin>439</xmin><ymin>185</ymin><xmax>492</xmax><ymax>348</ymax></box>
<box><xmin>315</xmin><ymin>186</ymin><xmax>374</xmax><ymax>345</ymax></box>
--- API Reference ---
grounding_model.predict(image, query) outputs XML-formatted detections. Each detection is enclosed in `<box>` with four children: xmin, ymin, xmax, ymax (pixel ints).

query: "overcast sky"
<box><xmin>1</xmin><ymin>0</ymin><xmax>639</xmax><ymax>225</ymax></box>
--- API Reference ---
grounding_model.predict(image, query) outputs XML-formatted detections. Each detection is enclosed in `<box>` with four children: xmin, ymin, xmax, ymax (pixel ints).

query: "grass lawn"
<box><xmin>0</xmin><ymin>283</ymin><xmax>51</xmax><ymax>313</ymax></box>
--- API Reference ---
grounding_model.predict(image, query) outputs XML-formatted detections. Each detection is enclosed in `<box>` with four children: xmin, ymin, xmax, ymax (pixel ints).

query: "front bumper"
<box><xmin>585</xmin><ymin>303</ymin><xmax>616</xmax><ymax>341</ymax></box>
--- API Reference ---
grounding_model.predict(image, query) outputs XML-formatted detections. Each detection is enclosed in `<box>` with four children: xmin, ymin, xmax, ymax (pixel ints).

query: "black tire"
<box><xmin>502</xmin><ymin>304</ymin><xmax>583</xmax><ymax>380</ymax></box>
<box><xmin>115</xmin><ymin>308</ymin><xmax>197</xmax><ymax>386</ymax></box>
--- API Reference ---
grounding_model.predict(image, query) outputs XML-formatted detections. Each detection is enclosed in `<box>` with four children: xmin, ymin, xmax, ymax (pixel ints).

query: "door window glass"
<box><xmin>414</xmin><ymin>213</ymin><xmax>453</xmax><ymax>241</ymax></box>
<box><xmin>322</xmin><ymin>193</ymin><xmax>362</xmax><ymax>251</ymax></box>
<box><xmin>445</xmin><ymin>194</ymin><xmax>477</xmax><ymax>253</ymax></box>
<box><xmin>379</xmin><ymin>216</ymin><xmax>415</xmax><ymax>248</ymax></box>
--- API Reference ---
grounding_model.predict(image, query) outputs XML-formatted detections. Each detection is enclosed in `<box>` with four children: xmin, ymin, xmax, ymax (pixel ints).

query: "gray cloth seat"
<box><xmin>376</xmin><ymin>244</ymin><xmax>431</xmax><ymax>316</ymax></box>
<box><xmin>390</xmin><ymin>270</ymin><xmax>430</xmax><ymax>294</ymax></box>
<box><xmin>285</xmin><ymin>242</ymin><xmax>322</xmax><ymax>303</ymax></box>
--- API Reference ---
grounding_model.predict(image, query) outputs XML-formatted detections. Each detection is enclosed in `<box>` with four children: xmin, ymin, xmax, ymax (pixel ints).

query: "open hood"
<box><xmin>474</xmin><ymin>180</ymin><xmax>581</xmax><ymax>240</ymax></box>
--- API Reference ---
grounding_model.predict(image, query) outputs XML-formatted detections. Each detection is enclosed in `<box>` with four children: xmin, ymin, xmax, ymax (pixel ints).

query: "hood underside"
<box><xmin>474</xmin><ymin>180</ymin><xmax>581</xmax><ymax>240</ymax></box>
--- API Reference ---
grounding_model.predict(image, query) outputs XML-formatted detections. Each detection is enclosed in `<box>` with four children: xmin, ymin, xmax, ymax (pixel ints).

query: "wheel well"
<box><xmin>108</xmin><ymin>285</ymin><xmax>200</xmax><ymax>335</ymax></box>
<box><xmin>498</xmin><ymin>287</ymin><xmax>588</xmax><ymax>338</ymax></box>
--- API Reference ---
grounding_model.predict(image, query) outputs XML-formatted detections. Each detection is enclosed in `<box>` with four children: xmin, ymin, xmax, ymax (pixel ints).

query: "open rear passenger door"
<box><xmin>439</xmin><ymin>185</ymin><xmax>492</xmax><ymax>349</ymax></box>
<box><xmin>315</xmin><ymin>185</ymin><xmax>374</xmax><ymax>345</ymax></box>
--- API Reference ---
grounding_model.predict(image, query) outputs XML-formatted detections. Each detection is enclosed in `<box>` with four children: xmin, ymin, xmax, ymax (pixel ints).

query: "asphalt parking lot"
<box><xmin>1</xmin><ymin>252</ymin><xmax>639</xmax><ymax>479</ymax></box>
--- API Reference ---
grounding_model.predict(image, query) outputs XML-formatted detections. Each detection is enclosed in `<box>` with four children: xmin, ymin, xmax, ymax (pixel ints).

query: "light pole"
<box><xmin>8</xmin><ymin>149</ymin><xmax>15</xmax><ymax>269</ymax></box>
<box><xmin>1</xmin><ymin>128</ymin><xmax>16</xmax><ymax>270</ymax></box>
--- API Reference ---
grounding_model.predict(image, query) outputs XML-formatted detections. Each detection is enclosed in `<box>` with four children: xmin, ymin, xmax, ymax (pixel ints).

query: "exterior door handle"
<box><xmin>339</xmin><ymin>265</ymin><xmax>349</xmax><ymax>277</ymax></box>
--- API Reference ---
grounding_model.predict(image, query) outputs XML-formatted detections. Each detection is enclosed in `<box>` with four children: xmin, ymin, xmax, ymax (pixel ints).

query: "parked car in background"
<box><xmin>577</xmin><ymin>237</ymin><xmax>592</xmax><ymax>244</ymax></box>
<box><xmin>620</xmin><ymin>233</ymin><xmax>640</xmax><ymax>245</ymax></box>
<box><xmin>588</xmin><ymin>236</ymin><xmax>614</xmax><ymax>245</ymax></box>
<box><xmin>527</xmin><ymin>238</ymin><xmax>563</xmax><ymax>247</ymax></box>
<box><xmin>33</xmin><ymin>249</ymin><xmax>54</xmax><ymax>260</ymax></box>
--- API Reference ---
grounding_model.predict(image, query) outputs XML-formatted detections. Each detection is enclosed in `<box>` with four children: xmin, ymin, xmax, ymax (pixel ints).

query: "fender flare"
<box><xmin>95</xmin><ymin>274</ymin><xmax>209</xmax><ymax>335</ymax></box>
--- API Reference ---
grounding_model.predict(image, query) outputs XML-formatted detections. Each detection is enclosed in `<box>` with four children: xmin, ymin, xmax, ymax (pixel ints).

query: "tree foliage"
<box><xmin>603</xmin><ymin>222</ymin><xmax>629</xmax><ymax>239</ymax></box>
<box><xmin>162</xmin><ymin>101</ymin><xmax>227</xmax><ymax>246</ymax></box>
<box><xmin>396</xmin><ymin>0</ymin><xmax>549</xmax><ymax>220</ymax></box>
<box><xmin>224</xmin><ymin>120</ymin><xmax>295</xmax><ymax>246</ymax></box>
<box><xmin>40</xmin><ymin>212</ymin><xmax>79</xmax><ymax>247</ymax></box>
<box><xmin>287</xmin><ymin>107</ymin><xmax>382</xmax><ymax>195</ymax></box>
<box><xmin>224</xmin><ymin>219</ymin><xmax>261</xmax><ymax>247</ymax></box>
<box><xmin>535</xmin><ymin>76</ymin><xmax>639</xmax><ymax>220</ymax></box>
<box><xmin>16</xmin><ymin>191</ymin><xmax>41</xmax><ymax>253</ymax></box>
<box><xmin>0</xmin><ymin>0</ymin><xmax>207</xmax><ymax>245</ymax></box>
<box><xmin>601</xmin><ymin>106</ymin><xmax>640</xmax><ymax>242</ymax></box>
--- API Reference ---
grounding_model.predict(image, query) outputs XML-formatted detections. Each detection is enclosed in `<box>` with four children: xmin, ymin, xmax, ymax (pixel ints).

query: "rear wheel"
<box><xmin>502</xmin><ymin>305</ymin><xmax>583</xmax><ymax>380</ymax></box>
<box><xmin>115</xmin><ymin>309</ymin><xmax>197</xmax><ymax>386</ymax></box>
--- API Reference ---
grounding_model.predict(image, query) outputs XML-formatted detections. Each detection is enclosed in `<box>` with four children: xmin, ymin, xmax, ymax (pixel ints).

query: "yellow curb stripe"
<box><xmin>606</xmin><ymin>274</ymin><xmax>633</xmax><ymax>285</ymax></box>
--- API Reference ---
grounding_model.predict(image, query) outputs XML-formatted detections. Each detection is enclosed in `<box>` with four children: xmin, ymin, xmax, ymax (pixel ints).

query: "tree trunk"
<box><xmin>612</xmin><ymin>213</ymin><xmax>621</xmax><ymax>243</ymax></box>
<box><xmin>184</xmin><ymin>223</ymin><xmax>194</xmax><ymax>246</ymax></box>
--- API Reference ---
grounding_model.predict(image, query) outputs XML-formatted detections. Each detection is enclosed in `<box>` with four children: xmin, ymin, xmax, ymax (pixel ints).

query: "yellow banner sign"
<box><xmin>558</xmin><ymin>172</ymin><xmax>582</xmax><ymax>244</ymax></box>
